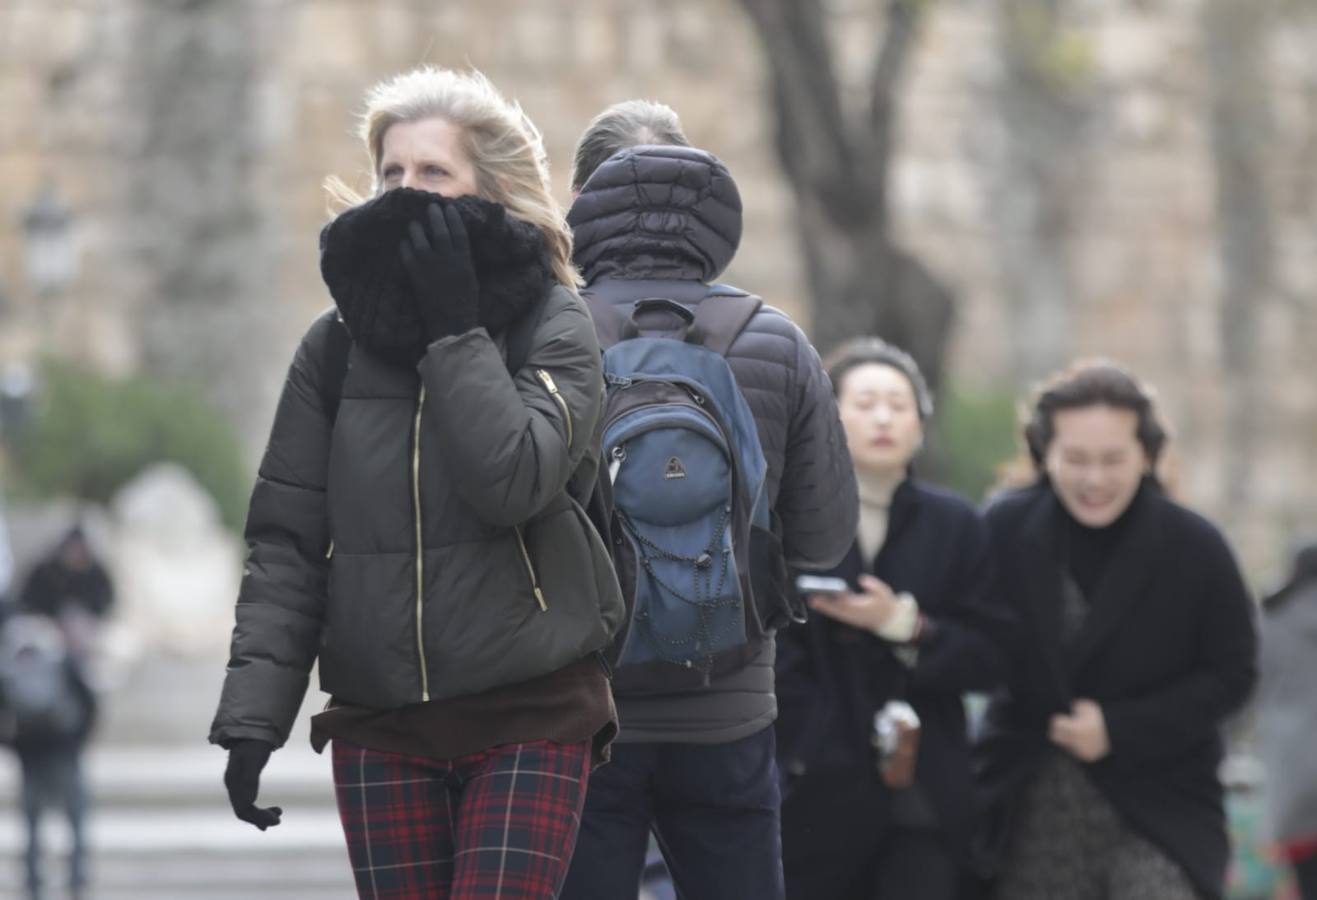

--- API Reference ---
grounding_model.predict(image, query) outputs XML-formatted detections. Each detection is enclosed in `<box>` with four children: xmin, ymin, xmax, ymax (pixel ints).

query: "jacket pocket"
<box><xmin>514</xmin><ymin>526</ymin><xmax>548</xmax><ymax>612</ymax></box>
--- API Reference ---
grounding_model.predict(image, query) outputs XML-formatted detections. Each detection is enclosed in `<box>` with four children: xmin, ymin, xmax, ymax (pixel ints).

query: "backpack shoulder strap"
<box><xmin>322</xmin><ymin>314</ymin><xmax>352</xmax><ymax>422</ymax></box>
<box><xmin>580</xmin><ymin>288</ymin><xmax>627</xmax><ymax>350</ymax></box>
<box><xmin>692</xmin><ymin>288</ymin><xmax>762</xmax><ymax>357</ymax></box>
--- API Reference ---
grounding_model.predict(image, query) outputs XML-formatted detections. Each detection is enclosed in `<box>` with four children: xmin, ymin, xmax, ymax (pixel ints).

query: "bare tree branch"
<box><xmin>733</xmin><ymin>0</ymin><xmax>957</xmax><ymax>402</ymax></box>
<box><xmin>868</xmin><ymin>0</ymin><xmax>921</xmax><ymax>141</ymax></box>
<box><xmin>738</xmin><ymin>0</ymin><xmax>860</xmax><ymax>202</ymax></box>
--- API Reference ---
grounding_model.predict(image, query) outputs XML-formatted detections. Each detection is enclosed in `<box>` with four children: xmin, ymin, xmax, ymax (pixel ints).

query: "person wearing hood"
<box><xmin>774</xmin><ymin>338</ymin><xmax>1013</xmax><ymax>899</ymax></box>
<box><xmin>209</xmin><ymin>66</ymin><xmax>625</xmax><ymax>900</ymax></box>
<box><xmin>559</xmin><ymin>101</ymin><xmax>858</xmax><ymax>900</ymax></box>
<box><xmin>1258</xmin><ymin>542</ymin><xmax>1317</xmax><ymax>900</ymax></box>
<box><xmin>973</xmin><ymin>361</ymin><xmax>1257</xmax><ymax>900</ymax></box>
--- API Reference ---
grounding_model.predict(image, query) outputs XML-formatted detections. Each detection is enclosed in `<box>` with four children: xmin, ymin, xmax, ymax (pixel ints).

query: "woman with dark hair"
<box><xmin>775</xmin><ymin>337</ymin><xmax>1013</xmax><ymax>900</ymax></box>
<box><xmin>974</xmin><ymin>360</ymin><xmax>1257</xmax><ymax>900</ymax></box>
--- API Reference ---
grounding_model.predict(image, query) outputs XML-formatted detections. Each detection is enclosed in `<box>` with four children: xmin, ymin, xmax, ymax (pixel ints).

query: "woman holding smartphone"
<box><xmin>775</xmin><ymin>338</ymin><xmax>1012</xmax><ymax>900</ymax></box>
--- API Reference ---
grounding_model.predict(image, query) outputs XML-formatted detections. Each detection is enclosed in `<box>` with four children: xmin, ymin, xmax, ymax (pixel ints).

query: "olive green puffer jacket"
<box><xmin>210</xmin><ymin>284</ymin><xmax>624</xmax><ymax>748</ymax></box>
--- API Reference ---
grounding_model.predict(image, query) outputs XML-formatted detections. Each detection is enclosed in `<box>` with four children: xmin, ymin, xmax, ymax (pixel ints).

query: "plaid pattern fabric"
<box><xmin>332</xmin><ymin>738</ymin><xmax>591</xmax><ymax>899</ymax></box>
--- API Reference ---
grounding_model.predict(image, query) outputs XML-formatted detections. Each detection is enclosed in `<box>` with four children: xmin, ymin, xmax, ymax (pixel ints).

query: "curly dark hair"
<box><xmin>1023</xmin><ymin>360</ymin><xmax>1168</xmax><ymax>473</ymax></box>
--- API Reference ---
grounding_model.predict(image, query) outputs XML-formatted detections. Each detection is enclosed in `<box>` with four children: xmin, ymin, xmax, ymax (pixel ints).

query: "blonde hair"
<box><xmin>326</xmin><ymin>67</ymin><xmax>581</xmax><ymax>288</ymax></box>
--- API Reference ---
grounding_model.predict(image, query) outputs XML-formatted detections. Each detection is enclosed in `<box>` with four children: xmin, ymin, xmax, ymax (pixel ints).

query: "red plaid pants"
<box><xmin>331</xmin><ymin>738</ymin><xmax>591</xmax><ymax>899</ymax></box>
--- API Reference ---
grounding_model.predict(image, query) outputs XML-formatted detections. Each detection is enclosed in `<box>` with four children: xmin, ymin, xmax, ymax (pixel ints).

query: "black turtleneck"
<box><xmin>1058</xmin><ymin>479</ymin><xmax>1151</xmax><ymax>601</ymax></box>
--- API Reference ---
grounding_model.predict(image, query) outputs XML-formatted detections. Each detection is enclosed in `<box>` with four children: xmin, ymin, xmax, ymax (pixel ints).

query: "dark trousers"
<box><xmin>560</xmin><ymin>726</ymin><xmax>784</xmax><ymax>900</ymax></box>
<box><xmin>19</xmin><ymin>743</ymin><xmax>88</xmax><ymax>899</ymax></box>
<box><xmin>1296</xmin><ymin>853</ymin><xmax>1317</xmax><ymax>900</ymax></box>
<box><xmin>781</xmin><ymin>769</ymin><xmax>960</xmax><ymax>900</ymax></box>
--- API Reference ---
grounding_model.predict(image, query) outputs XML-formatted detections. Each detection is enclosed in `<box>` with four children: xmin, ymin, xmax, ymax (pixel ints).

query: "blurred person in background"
<box><xmin>2</xmin><ymin>524</ymin><xmax>110</xmax><ymax>900</ymax></box>
<box><xmin>559</xmin><ymin>101</ymin><xmax>858</xmax><ymax>900</ymax></box>
<box><xmin>18</xmin><ymin>526</ymin><xmax>114</xmax><ymax>667</ymax></box>
<box><xmin>973</xmin><ymin>361</ymin><xmax>1257</xmax><ymax>900</ymax></box>
<box><xmin>1258</xmin><ymin>541</ymin><xmax>1317</xmax><ymax>900</ymax></box>
<box><xmin>209</xmin><ymin>66</ymin><xmax>624</xmax><ymax>900</ymax></box>
<box><xmin>774</xmin><ymin>337</ymin><xmax>1012</xmax><ymax>900</ymax></box>
<box><xmin>0</xmin><ymin>613</ymin><xmax>96</xmax><ymax>900</ymax></box>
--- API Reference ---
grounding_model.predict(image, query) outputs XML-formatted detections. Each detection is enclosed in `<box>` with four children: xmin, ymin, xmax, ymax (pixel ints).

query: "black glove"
<box><xmin>399</xmin><ymin>202</ymin><xmax>480</xmax><ymax>343</ymax></box>
<box><xmin>224</xmin><ymin>739</ymin><xmax>282</xmax><ymax>831</ymax></box>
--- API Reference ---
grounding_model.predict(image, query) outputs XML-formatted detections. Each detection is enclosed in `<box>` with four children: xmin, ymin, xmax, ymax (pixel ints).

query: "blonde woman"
<box><xmin>209</xmin><ymin>67</ymin><xmax>624</xmax><ymax>899</ymax></box>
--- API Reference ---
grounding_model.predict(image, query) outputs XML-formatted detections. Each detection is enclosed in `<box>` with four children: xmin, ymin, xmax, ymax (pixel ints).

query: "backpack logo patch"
<box><xmin>664</xmin><ymin>456</ymin><xmax>688</xmax><ymax>480</ymax></box>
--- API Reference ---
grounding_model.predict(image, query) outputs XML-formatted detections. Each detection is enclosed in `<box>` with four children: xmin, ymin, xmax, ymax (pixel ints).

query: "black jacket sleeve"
<box><xmin>908</xmin><ymin>508</ymin><xmax>1013</xmax><ymax>695</ymax></box>
<box><xmin>1102</xmin><ymin>524</ymin><xmax>1258</xmax><ymax>769</ymax></box>
<box><xmin>209</xmin><ymin>313</ymin><xmax>337</xmax><ymax>749</ymax></box>
<box><xmin>419</xmin><ymin>287</ymin><xmax>604</xmax><ymax>528</ymax></box>
<box><xmin>776</xmin><ymin>325</ymin><xmax>859</xmax><ymax>571</ymax></box>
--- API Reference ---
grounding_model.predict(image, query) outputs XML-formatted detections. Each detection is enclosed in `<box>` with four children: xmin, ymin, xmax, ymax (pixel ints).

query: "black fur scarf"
<box><xmin>320</xmin><ymin>187</ymin><xmax>553</xmax><ymax>368</ymax></box>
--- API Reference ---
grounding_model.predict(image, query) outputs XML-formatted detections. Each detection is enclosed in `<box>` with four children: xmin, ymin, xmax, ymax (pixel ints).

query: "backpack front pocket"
<box><xmin>604</xmin><ymin>397</ymin><xmax>746</xmax><ymax>667</ymax></box>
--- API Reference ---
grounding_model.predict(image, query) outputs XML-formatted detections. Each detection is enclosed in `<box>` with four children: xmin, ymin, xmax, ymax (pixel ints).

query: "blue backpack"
<box><xmin>584</xmin><ymin>285</ymin><xmax>796</xmax><ymax>676</ymax></box>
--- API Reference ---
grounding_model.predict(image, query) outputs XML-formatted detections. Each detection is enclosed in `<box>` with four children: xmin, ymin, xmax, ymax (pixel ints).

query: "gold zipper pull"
<box><xmin>325</xmin><ymin>539</ymin><xmax>335</xmax><ymax>560</ymax></box>
<box><xmin>515</xmin><ymin>526</ymin><xmax>549</xmax><ymax>613</ymax></box>
<box><xmin>535</xmin><ymin>369</ymin><xmax>573</xmax><ymax>447</ymax></box>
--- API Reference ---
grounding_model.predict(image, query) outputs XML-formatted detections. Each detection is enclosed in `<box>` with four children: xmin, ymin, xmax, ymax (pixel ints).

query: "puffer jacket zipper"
<box><xmin>514</xmin><ymin>527</ymin><xmax>548</xmax><ymax>612</ymax></box>
<box><xmin>412</xmin><ymin>386</ymin><xmax>430</xmax><ymax>701</ymax></box>
<box><xmin>535</xmin><ymin>369</ymin><xmax>573</xmax><ymax>448</ymax></box>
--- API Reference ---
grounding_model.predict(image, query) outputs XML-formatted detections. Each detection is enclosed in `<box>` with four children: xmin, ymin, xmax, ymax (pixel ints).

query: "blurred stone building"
<box><xmin>1</xmin><ymin>0</ymin><xmax>1314</xmax><ymax>577</ymax></box>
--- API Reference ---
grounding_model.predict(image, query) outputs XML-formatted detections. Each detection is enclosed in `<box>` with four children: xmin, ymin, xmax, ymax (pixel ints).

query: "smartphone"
<box><xmin>794</xmin><ymin>575</ymin><xmax>851</xmax><ymax>597</ymax></box>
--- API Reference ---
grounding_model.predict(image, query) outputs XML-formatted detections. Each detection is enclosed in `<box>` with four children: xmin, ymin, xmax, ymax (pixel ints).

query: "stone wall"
<box><xmin>1</xmin><ymin>0</ymin><xmax>1314</xmax><ymax>578</ymax></box>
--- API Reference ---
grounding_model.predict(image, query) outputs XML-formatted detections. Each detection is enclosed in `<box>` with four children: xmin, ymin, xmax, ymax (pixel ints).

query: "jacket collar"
<box><xmin>1014</xmin><ymin>479</ymin><xmax>1165</xmax><ymax>677</ymax></box>
<box><xmin>871</xmin><ymin>476</ymin><xmax>919</xmax><ymax>571</ymax></box>
<box><xmin>828</xmin><ymin>476</ymin><xmax>921</xmax><ymax>582</ymax></box>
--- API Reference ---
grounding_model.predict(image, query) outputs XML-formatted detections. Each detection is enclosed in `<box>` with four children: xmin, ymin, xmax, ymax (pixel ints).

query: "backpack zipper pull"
<box><xmin>608</xmin><ymin>445</ymin><xmax>626</xmax><ymax>484</ymax></box>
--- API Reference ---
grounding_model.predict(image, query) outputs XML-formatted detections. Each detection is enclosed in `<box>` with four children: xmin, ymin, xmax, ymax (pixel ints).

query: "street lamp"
<box><xmin>21</xmin><ymin>185</ymin><xmax>80</xmax><ymax>298</ymax></box>
<box><xmin>0</xmin><ymin>362</ymin><xmax>34</xmax><ymax>442</ymax></box>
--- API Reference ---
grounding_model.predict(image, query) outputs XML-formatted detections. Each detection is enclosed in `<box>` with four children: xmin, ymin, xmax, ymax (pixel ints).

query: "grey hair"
<box><xmin>571</xmin><ymin>100</ymin><xmax>690</xmax><ymax>191</ymax></box>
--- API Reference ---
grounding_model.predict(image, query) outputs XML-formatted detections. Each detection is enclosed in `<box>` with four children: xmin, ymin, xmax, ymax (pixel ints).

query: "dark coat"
<box><xmin>18</xmin><ymin>559</ymin><xmax>113</xmax><ymax>622</ymax></box>
<box><xmin>974</xmin><ymin>480</ymin><xmax>1258</xmax><ymax>898</ymax></box>
<box><xmin>569</xmin><ymin>144</ymin><xmax>857</xmax><ymax>577</ymax></box>
<box><xmin>567</xmin><ymin>144</ymin><xmax>859</xmax><ymax>719</ymax></box>
<box><xmin>210</xmin><ymin>270</ymin><xmax>625</xmax><ymax>748</ymax></box>
<box><xmin>775</xmin><ymin>478</ymin><xmax>1012</xmax><ymax>858</ymax></box>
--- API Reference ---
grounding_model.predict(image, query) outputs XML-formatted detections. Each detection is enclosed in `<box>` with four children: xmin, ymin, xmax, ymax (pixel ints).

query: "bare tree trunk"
<box><xmin>1203</xmin><ymin>0</ymin><xmax>1274</xmax><ymax>509</ymax></box>
<box><xmin>116</xmin><ymin>0</ymin><xmax>277</xmax><ymax>457</ymax></box>
<box><xmin>736</xmin><ymin>0</ymin><xmax>955</xmax><ymax>390</ymax></box>
<box><xmin>985</xmin><ymin>0</ymin><xmax>1092</xmax><ymax>384</ymax></box>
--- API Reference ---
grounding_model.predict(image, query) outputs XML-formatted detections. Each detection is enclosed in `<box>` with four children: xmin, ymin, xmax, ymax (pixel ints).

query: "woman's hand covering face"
<box><xmin>400</xmin><ymin>202</ymin><xmax>480</xmax><ymax>342</ymax></box>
